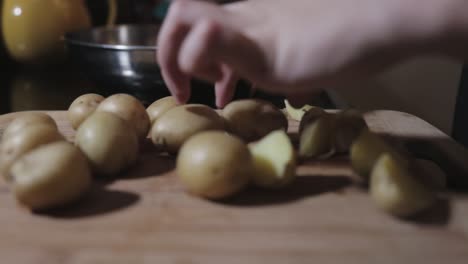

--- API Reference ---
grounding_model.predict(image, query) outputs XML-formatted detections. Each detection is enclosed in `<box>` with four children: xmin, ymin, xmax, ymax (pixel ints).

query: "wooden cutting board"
<box><xmin>0</xmin><ymin>110</ymin><xmax>467</xmax><ymax>264</ymax></box>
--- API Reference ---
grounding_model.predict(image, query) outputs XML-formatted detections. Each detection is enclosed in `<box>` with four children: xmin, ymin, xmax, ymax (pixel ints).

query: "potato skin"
<box><xmin>2</xmin><ymin>112</ymin><xmax>57</xmax><ymax>141</ymax></box>
<box><xmin>67</xmin><ymin>93</ymin><xmax>105</xmax><ymax>130</ymax></box>
<box><xmin>11</xmin><ymin>141</ymin><xmax>92</xmax><ymax>210</ymax></box>
<box><xmin>222</xmin><ymin>99</ymin><xmax>288</xmax><ymax>142</ymax></box>
<box><xmin>299</xmin><ymin>113</ymin><xmax>334</xmax><ymax>159</ymax></box>
<box><xmin>176</xmin><ymin>131</ymin><xmax>252</xmax><ymax>199</ymax></box>
<box><xmin>75</xmin><ymin>112</ymin><xmax>139</xmax><ymax>176</ymax></box>
<box><xmin>370</xmin><ymin>153</ymin><xmax>436</xmax><ymax>217</ymax></box>
<box><xmin>0</xmin><ymin>123</ymin><xmax>64</xmax><ymax>179</ymax></box>
<box><xmin>146</xmin><ymin>96</ymin><xmax>178</xmax><ymax>124</ymax></box>
<box><xmin>150</xmin><ymin>104</ymin><xmax>226</xmax><ymax>154</ymax></box>
<box><xmin>333</xmin><ymin>109</ymin><xmax>368</xmax><ymax>153</ymax></box>
<box><xmin>96</xmin><ymin>93</ymin><xmax>150</xmax><ymax>140</ymax></box>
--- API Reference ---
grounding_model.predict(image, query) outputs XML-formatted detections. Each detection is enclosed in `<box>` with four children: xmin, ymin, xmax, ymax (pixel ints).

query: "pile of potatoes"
<box><xmin>0</xmin><ymin>93</ymin><xmax>150</xmax><ymax>210</ymax></box>
<box><xmin>148</xmin><ymin>97</ymin><xmax>294</xmax><ymax>198</ymax></box>
<box><xmin>0</xmin><ymin>93</ymin><xmax>444</xmax><ymax>218</ymax></box>
<box><xmin>286</xmin><ymin>101</ymin><xmax>444</xmax><ymax>217</ymax></box>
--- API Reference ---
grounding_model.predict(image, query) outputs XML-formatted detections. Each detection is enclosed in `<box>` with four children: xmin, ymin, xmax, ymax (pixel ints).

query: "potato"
<box><xmin>333</xmin><ymin>109</ymin><xmax>368</xmax><ymax>153</ymax></box>
<box><xmin>67</xmin><ymin>93</ymin><xmax>105</xmax><ymax>130</ymax></box>
<box><xmin>299</xmin><ymin>112</ymin><xmax>334</xmax><ymax>159</ymax></box>
<box><xmin>411</xmin><ymin>159</ymin><xmax>446</xmax><ymax>190</ymax></box>
<box><xmin>10</xmin><ymin>141</ymin><xmax>92</xmax><ymax>210</ymax></box>
<box><xmin>147</xmin><ymin>96</ymin><xmax>178</xmax><ymax>124</ymax></box>
<box><xmin>75</xmin><ymin>112</ymin><xmax>139</xmax><ymax>176</ymax></box>
<box><xmin>298</xmin><ymin>107</ymin><xmax>326</xmax><ymax>134</ymax></box>
<box><xmin>176</xmin><ymin>131</ymin><xmax>252</xmax><ymax>199</ymax></box>
<box><xmin>150</xmin><ymin>104</ymin><xmax>226</xmax><ymax>154</ymax></box>
<box><xmin>350</xmin><ymin>130</ymin><xmax>408</xmax><ymax>180</ymax></box>
<box><xmin>222</xmin><ymin>99</ymin><xmax>288</xmax><ymax>142</ymax></box>
<box><xmin>284</xmin><ymin>99</ymin><xmax>314</xmax><ymax>121</ymax></box>
<box><xmin>2</xmin><ymin>112</ymin><xmax>56</xmax><ymax>141</ymax></box>
<box><xmin>0</xmin><ymin>123</ymin><xmax>64</xmax><ymax>180</ymax></box>
<box><xmin>96</xmin><ymin>93</ymin><xmax>150</xmax><ymax>140</ymax></box>
<box><xmin>370</xmin><ymin>153</ymin><xmax>436</xmax><ymax>217</ymax></box>
<box><xmin>248</xmin><ymin>130</ymin><xmax>296</xmax><ymax>189</ymax></box>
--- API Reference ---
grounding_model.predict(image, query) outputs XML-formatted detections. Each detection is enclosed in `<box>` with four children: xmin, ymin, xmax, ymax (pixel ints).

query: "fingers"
<box><xmin>214</xmin><ymin>65</ymin><xmax>238</xmax><ymax>108</ymax></box>
<box><xmin>178</xmin><ymin>18</ymin><xmax>267</xmax><ymax>86</ymax></box>
<box><xmin>178</xmin><ymin>19</ymin><xmax>224</xmax><ymax>82</ymax></box>
<box><xmin>158</xmin><ymin>0</ymin><xmax>267</xmax><ymax>105</ymax></box>
<box><xmin>157</xmin><ymin>2</ymin><xmax>192</xmax><ymax>104</ymax></box>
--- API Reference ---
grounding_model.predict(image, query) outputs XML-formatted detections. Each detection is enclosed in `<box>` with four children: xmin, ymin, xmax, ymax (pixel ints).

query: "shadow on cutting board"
<box><xmin>221</xmin><ymin>175</ymin><xmax>352</xmax><ymax>207</ymax></box>
<box><xmin>36</xmin><ymin>182</ymin><xmax>140</xmax><ymax>219</ymax></box>
<box><xmin>403</xmin><ymin>197</ymin><xmax>451</xmax><ymax>226</ymax></box>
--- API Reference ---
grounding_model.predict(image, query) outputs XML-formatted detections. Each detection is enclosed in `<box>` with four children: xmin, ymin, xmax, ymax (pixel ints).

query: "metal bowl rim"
<box><xmin>64</xmin><ymin>24</ymin><xmax>158</xmax><ymax>51</ymax></box>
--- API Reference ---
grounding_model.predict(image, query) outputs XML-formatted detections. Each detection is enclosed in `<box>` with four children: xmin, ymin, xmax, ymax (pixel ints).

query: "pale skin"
<box><xmin>157</xmin><ymin>0</ymin><xmax>468</xmax><ymax>108</ymax></box>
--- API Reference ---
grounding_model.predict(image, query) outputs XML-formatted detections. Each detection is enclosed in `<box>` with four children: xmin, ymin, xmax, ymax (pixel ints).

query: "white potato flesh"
<box><xmin>249</xmin><ymin>130</ymin><xmax>296</xmax><ymax>189</ymax></box>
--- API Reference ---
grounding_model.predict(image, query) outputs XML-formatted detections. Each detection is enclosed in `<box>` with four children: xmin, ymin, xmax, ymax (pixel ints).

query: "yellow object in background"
<box><xmin>2</xmin><ymin>0</ymin><xmax>117</xmax><ymax>64</ymax></box>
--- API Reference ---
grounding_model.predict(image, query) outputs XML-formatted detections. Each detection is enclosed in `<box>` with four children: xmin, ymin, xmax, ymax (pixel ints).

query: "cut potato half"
<box><xmin>249</xmin><ymin>130</ymin><xmax>296</xmax><ymax>189</ymax></box>
<box><xmin>370</xmin><ymin>153</ymin><xmax>436</xmax><ymax>217</ymax></box>
<box><xmin>284</xmin><ymin>100</ymin><xmax>314</xmax><ymax>121</ymax></box>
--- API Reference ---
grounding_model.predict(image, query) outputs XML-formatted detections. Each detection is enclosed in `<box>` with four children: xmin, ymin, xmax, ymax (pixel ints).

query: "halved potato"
<box><xmin>249</xmin><ymin>130</ymin><xmax>296</xmax><ymax>189</ymax></box>
<box><xmin>146</xmin><ymin>96</ymin><xmax>178</xmax><ymax>124</ymax></box>
<box><xmin>284</xmin><ymin>99</ymin><xmax>314</xmax><ymax>121</ymax></box>
<box><xmin>333</xmin><ymin>109</ymin><xmax>368</xmax><ymax>153</ymax></box>
<box><xmin>176</xmin><ymin>131</ymin><xmax>252</xmax><ymax>199</ymax></box>
<box><xmin>370</xmin><ymin>153</ymin><xmax>436</xmax><ymax>217</ymax></box>
<box><xmin>222</xmin><ymin>99</ymin><xmax>288</xmax><ymax>142</ymax></box>
<box><xmin>10</xmin><ymin>141</ymin><xmax>92</xmax><ymax>210</ymax></box>
<box><xmin>299</xmin><ymin>108</ymin><xmax>333</xmax><ymax>158</ymax></box>
<box><xmin>350</xmin><ymin>130</ymin><xmax>407</xmax><ymax>179</ymax></box>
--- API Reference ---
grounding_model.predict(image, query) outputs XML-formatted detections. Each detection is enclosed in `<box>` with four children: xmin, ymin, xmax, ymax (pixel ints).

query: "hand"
<box><xmin>157</xmin><ymin>0</ymin><xmax>467</xmax><ymax>107</ymax></box>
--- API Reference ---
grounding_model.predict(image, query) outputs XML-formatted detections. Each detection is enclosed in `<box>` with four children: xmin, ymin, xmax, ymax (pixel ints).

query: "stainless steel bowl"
<box><xmin>65</xmin><ymin>24</ymin><xmax>164</xmax><ymax>91</ymax></box>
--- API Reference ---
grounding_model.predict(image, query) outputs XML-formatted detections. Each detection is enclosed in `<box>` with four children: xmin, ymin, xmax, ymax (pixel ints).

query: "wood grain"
<box><xmin>0</xmin><ymin>110</ymin><xmax>467</xmax><ymax>264</ymax></box>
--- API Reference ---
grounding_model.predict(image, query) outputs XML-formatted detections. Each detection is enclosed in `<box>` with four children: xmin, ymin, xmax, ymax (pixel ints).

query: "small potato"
<box><xmin>299</xmin><ymin>112</ymin><xmax>334</xmax><ymax>159</ymax></box>
<box><xmin>147</xmin><ymin>96</ymin><xmax>178</xmax><ymax>124</ymax></box>
<box><xmin>67</xmin><ymin>93</ymin><xmax>105</xmax><ymax>130</ymax></box>
<box><xmin>176</xmin><ymin>131</ymin><xmax>252</xmax><ymax>199</ymax></box>
<box><xmin>150</xmin><ymin>104</ymin><xmax>226</xmax><ymax>154</ymax></box>
<box><xmin>75</xmin><ymin>112</ymin><xmax>138</xmax><ymax>176</ymax></box>
<box><xmin>350</xmin><ymin>130</ymin><xmax>407</xmax><ymax>179</ymax></box>
<box><xmin>0</xmin><ymin>124</ymin><xmax>63</xmax><ymax>179</ymax></box>
<box><xmin>2</xmin><ymin>112</ymin><xmax>56</xmax><ymax>141</ymax></box>
<box><xmin>333</xmin><ymin>109</ymin><xmax>368</xmax><ymax>153</ymax></box>
<box><xmin>411</xmin><ymin>159</ymin><xmax>446</xmax><ymax>191</ymax></box>
<box><xmin>10</xmin><ymin>141</ymin><xmax>92</xmax><ymax>210</ymax></box>
<box><xmin>284</xmin><ymin>99</ymin><xmax>314</xmax><ymax>121</ymax></box>
<box><xmin>370</xmin><ymin>153</ymin><xmax>436</xmax><ymax>217</ymax></box>
<box><xmin>96</xmin><ymin>93</ymin><xmax>150</xmax><ymax>140</ymax></box>
<box><xmin>249</xmin><ymin>130</ymin><xmax>296</xmax><ymax>189</ymax></box>
<box><xmin>222</xmin><ymin>99</ymin><xmax>288</xmax><ymax>142</ymax></box>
